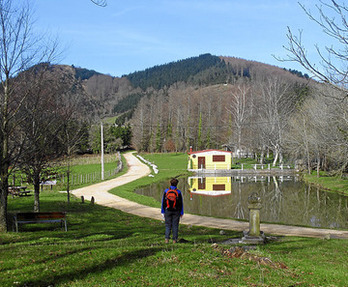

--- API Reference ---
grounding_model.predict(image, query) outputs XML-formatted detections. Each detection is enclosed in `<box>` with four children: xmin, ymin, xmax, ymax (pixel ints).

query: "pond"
<box><xmin>135</xmin><ymin>175</ymin><xmax>348</xmax><ymax>229</ymax></box>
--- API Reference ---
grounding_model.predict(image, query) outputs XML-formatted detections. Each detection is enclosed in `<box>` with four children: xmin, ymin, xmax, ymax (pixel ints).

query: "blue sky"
<box><xmin>34</xmin><ymin>0</ymin><xmax>330</xmax><ymax>77</ymax></box>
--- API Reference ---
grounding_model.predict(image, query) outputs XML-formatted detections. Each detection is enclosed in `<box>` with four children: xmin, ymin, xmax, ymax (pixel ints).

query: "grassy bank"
<box><xmin>303</xmin><ymin>172</ymin><xmax>348</xmax><ymax>195</ymax></box>
<box><xmin>1</xmin><ymin>152</ymin><xmax>347</xmax><ymax>286</ymax></box>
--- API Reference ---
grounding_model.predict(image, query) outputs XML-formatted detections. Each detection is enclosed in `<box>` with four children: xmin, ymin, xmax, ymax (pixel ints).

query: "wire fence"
<box><xmin>9</xmin><ymin>152</ymin><xmax>123</xmax><ymax>188</ymax></box>
<box><xmin>58</xmin><ymin>152</ymin><xmax>123</xmax><ymax>186</ymax></box>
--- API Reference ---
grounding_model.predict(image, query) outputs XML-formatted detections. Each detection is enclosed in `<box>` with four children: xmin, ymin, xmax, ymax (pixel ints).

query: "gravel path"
<box><xmin>71</xmin><ymin>152</ymin><xmax>348</xmax><ymax>239</ymax></box>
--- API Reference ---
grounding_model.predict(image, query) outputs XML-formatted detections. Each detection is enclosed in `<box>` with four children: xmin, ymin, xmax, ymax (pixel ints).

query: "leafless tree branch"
<box><xmin>90</xmin><ymin>0</ymin><xmax>107</xmax><ymax>7</ymax></box>
<box><xmin>276</xmin><ymin>0</ymin><xmax>348</xmax><ymax>98</ymax></box>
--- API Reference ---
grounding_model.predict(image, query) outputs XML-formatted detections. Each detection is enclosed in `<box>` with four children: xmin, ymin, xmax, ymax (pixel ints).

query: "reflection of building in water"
<box><xmin>188</xmin><ymin>176</ymin><xmax>232</xmax><ymax>197</ymax></box>
<box><xmin>188</xmin><ymin>175</ymin><xmax>298</xmax><ymax>197</ymax></box>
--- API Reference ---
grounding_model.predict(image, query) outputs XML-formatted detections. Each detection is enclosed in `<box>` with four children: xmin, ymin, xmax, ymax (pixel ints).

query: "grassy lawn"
<box><xmin>303</xmin><ymin>172</ymin><xmax>348</xmax><ymax>195</ymax></box>
<box><xmin>1</xmin><ymin>152</ymin><xmax>347</xmax><ymax>286</ymax></box>
<box><xmin>2</xmin><ymin>191</ymin><xmax>348</xmax><ymax>286</ymax></box>
<box><xmin>10</xmin><ymin>153</ymin><xmax>128</xmax><ymax>193</ymax></box>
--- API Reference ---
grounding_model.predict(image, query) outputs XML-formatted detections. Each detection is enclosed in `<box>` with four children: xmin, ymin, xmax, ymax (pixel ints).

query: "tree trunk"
<box><xmin>279</xmin><ymin>151</ymin><xmax>283</xmax><ymax>164</ymax></box>
<box><xmin>0</xmin><ymin>123</ymin><xmax>10</xmax><ymax>231</ymax></box>
<box><xmin>66</xmin><ymin>169</ymin><xmax>70</xmax><ymax>203</ymax></box>
<box><xmin>260</xmin><ymin>146</ymin><xmax>265</xmax><ymax>164</ymax></box>
<box><xmin>272</xmin><ymin>147</ymin><xmax>279</xmax><ymax>167</ymax></box>
<box><xmin>33</xmin><ymin>173</ymin><xmax>41</xmax><ymax>212</ymax></box>
<box><xmin>306</xmin><ymin>150</ymin><xmax>312</xmax><ymax>174</ymax></box>
<box><xmin>34</xmin><ymin>189</ymin><xmax>40</xmax><ymax>212</ymax></box>
<box><xmin>237</xmin><ymin>128</ymin><xmax>242</xmax><ymax>158</ymax></box>
<box><xmin>0</xmin><ymin>184</ymin><xmax>8</xmax><ymax>232</ymax></box>
<box><xmin>316</xmin><ymin>154</ymin><xmax>321</xmax><ymax>178</ymax></box>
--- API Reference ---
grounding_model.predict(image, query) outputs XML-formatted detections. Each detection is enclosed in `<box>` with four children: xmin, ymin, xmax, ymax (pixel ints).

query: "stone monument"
<box><xmin>241</xmin><ymin>192</ymin><xmax>265</xmax><ymax>244</ymax></box>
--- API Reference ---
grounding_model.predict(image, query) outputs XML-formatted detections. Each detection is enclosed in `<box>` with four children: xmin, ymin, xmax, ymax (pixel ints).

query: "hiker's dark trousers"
<box><xmin>165</xmin><ymin>210</ymin><xmax>181</xmax><ymax>240</ymax></box>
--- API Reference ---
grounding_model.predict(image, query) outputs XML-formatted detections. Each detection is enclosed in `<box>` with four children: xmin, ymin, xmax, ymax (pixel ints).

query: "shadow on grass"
<box><xmin>20</xmin><ymin>247</ymin><xmax>163</xmax><ymax>286</ymax></box>
<box><xmin>0</xmin><ymin>246</ymin><xmax>98</xmax><ymax>273</ymax></box>
<box><xmin>263</xmin><ymin>237</ymin><xmax>324</xmax><ymax>252</ymax></box>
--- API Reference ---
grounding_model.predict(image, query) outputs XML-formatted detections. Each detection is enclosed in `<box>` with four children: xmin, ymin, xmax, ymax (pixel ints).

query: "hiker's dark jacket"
<box><xmin>161</xmin><ymin>185</ymin><xmax>184</xmax><ymax>216</ymax></box>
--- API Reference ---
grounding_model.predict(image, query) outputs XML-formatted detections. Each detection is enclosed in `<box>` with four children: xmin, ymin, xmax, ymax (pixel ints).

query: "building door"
<box><xmin>198</xmin><ymin>157</ymin><xmax>205</xmax><ymax>169</ymax></box>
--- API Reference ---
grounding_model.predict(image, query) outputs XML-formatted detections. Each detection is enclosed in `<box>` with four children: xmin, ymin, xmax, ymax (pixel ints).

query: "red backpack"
<box><xmin>165</xmin><ymin>188</ymin><xmax>178</xmax><ymax>211</ymax></box>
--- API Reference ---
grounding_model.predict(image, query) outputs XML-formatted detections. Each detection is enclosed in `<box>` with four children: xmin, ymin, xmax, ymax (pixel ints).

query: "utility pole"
<box><xmin>101</xmin><ymin>121</ymin><xmax>104</xmax><ymax>180</ymax></box>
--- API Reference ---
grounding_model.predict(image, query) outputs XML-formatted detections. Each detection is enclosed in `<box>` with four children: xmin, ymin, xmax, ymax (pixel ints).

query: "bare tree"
<box><xmin>255</xmin><ymin>77</ymin><xmax>296</xmax><ymax>166</ymax></box>
<box><xmin>280</xmin><ymin>0</ymin><xmax>348</xmax><ymax>174</ymax></box>
<box><xmin>286</xmin><ymin>84</ymin><xmax>348</xmax><ymax>175</ymax></box>
<box><xmin>60</xmin><ymin>121</ymin><xmax>90</xmax><ymax>204</ymax></box>
<box><xmin>286</xmin><ymin>107</ymin><xmax>313</xmax><ymax>174</ymax></box>
<box><xmin>281</xmin><ymin>0</ymin><xmax>348</xmax><ymax>96</ymax></box>
<box><xmin>91</xmin><ymin>0</ymin><xmax>107</xmax><ymax>7</ymax></box>
<box><xmin>18</xmin><ymin>65</ymin><xmax>80</xmax><ymax>211</ymax></box>
<box><xmin>0</xmin><ymin>0</ymin><xmax>58</xmax><ymax>231</ymax></box>
<box><xmin>226</xmin><ymin>81</ymin><xmax>251</xmax><ymax>157</ymax></box>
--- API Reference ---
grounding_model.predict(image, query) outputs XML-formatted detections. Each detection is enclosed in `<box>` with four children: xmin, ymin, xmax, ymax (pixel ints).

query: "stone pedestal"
<box><xmin>241</xmin><ymin>192</ymin><xmax>265</xmax><ymax>244</ymax></box>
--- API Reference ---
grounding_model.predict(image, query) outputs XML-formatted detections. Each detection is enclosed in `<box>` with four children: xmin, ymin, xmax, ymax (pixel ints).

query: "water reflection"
<box><xmin>135</xmin><ymin>175</ymin><xmax>348</xmax><ymax>229</ymax></box>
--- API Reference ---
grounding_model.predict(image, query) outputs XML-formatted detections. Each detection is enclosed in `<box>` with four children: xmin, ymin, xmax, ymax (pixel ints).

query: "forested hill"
<box><xmin>108</xmin><ymin>54</ymin><xmax>309</xmax><ymax>119</ymax></box>
<box><xmin>42</xmin><ymin>54</ymin><xmax>310</xmax><ymax>119</ymax></box>
<box><xmin>125</xmin><ymin>53</ymin><xmax>309</xmax><ymax>91</ymax></box>
<box><xmin>126</xmin><ymin>53</ymin><xmax>224</xmax><ymax>90</ymax></box>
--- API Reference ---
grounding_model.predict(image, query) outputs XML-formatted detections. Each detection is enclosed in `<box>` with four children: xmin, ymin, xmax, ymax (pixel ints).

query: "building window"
<box><xmin>213</xmin><ymin>155</ymin><xmax>225</xmax><ymax>162</ymax></box>
<box><xmin>213</xmin><ymin>184</ymin><xmax>225</xmax><ymax>191</ymax></box>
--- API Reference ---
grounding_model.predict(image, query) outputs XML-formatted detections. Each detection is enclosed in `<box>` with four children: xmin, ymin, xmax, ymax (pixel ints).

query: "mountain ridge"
<box><xmin>42</xmin><ymin>54</ymin><xmax>310</xmax><ymax>123</ymax></box>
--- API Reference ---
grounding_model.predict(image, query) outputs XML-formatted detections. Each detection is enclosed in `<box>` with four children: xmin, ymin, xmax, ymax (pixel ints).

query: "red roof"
<box><xmin>187</xmin><ymin>149</ymin><xmax>232</xmax><ymax>155</ymax></box>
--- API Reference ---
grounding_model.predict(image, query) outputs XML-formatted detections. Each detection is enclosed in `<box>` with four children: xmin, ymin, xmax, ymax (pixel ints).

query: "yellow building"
<box><xmin>188</xmin><ymin>176</ymin><xmax>231</xmax><ymax>196</ymax></box>
<box><xmin>188</xmin><ymin>149</ymin><xmax>232</xmax><ymax>171</ymax></box>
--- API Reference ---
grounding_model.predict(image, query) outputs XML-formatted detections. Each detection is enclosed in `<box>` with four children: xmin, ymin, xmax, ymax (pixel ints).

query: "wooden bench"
<box><xmin>8</xmin><ymin>186</ymin><xmax>32</xmax><ymax>198</ymax></box>
<box><xmin>10</xmin><ymin>190</ymin><xmax>32</xmax><ymax>197</ymax></box>
<box><xmin>19</xmin><ymin>190</ymin><xmax>32</xmax><ymax>196</ymax></box>
<box><xmin>13</xmin><ymin>212</ymin><xmax>67</xmax><ymax>232</ymax></box>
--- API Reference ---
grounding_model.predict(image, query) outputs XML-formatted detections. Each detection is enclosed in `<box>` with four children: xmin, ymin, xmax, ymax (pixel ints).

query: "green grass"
<box><xmin>58</xmin><ymin>153</ymin><xmax>128</xmax><ymax>190</ymax></box>
<box><xmin>231</xmin><ymin>157</ymin><xmax>258</xmax><ymax>169</ymax></box>
<box><xmin>11</xmin><ymin>153</ymin><xmax>128</xmax><ymax>193</ymax></box>
<box><xmin>110</xmin><ymin>152</ymin><xmax>189</xmax><ymax>208</ymax></box>
<box><xmin>303</xmin><ymin>172</ymin><xmax>348</xmax><ymax>195</ymax></box>
<box><xmin>2</xmin><ymin>191</ymin><xmax>348</xmax><ymax>286</ymax></box>
<box><xmin>2</xmin><ymin>152</ymin><xmax>348</xmax><ymax>286</ymax></box>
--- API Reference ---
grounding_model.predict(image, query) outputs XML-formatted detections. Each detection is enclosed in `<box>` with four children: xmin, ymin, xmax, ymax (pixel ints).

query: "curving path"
<box><xmin>71</xmin><ymin>152</ymin><xmax>348</xmax><ymax>239</ymax></box>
